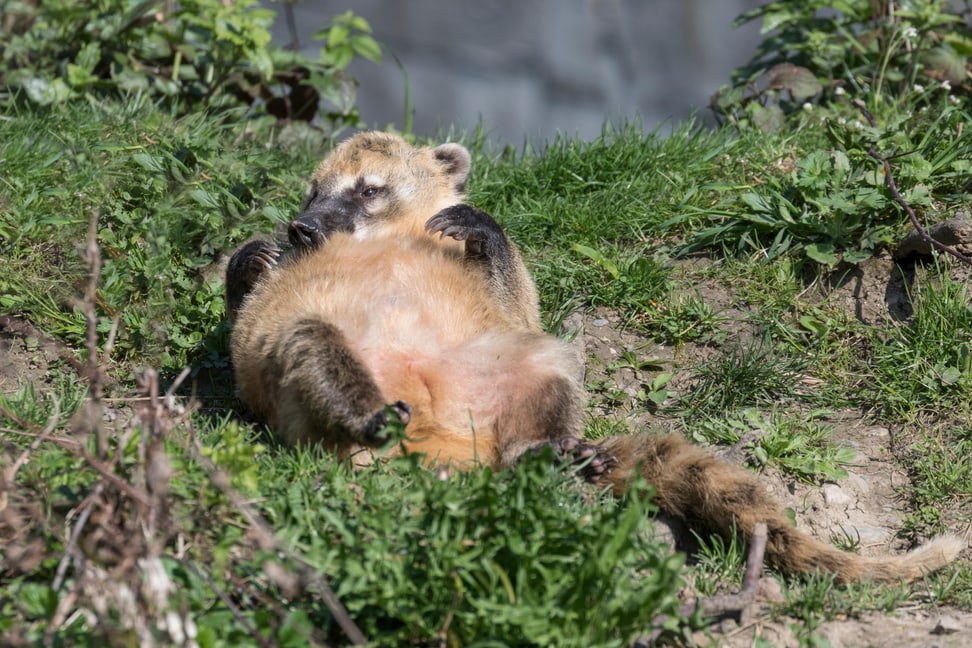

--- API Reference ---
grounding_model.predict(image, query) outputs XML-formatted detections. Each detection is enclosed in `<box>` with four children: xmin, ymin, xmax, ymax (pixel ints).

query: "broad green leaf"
<box><xmin>805</xmin><ymin>242</ymin><xmax>838</xmax><ymax>265</ymax></box>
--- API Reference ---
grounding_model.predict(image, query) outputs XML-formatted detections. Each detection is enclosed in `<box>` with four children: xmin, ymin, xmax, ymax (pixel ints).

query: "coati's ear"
<box><xmin>432</xmin><ymin>143</ymin><xmax>472</xmax><ymax>192</ymax></box>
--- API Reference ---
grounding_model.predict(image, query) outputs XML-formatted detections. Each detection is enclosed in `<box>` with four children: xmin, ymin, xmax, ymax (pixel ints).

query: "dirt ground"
<box><xmin>2</xmin><ymin>252</ymin><xmax>971</xmax><ymax>647</ymax></box>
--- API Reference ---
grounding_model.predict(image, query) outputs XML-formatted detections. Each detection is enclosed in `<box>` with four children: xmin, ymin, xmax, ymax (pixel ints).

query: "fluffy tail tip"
<box><xmin>904</xmin><ymin>533</ymin><xmax>966</xmax><ymax>577</ymax></box>
<box><xmin>919</xmin><ymin>533</ymin><xmax>966</xmax><ymax>560</ymax></box>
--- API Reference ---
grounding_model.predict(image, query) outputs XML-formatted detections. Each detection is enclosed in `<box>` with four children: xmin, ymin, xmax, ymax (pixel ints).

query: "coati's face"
<box><xmin>289</xmin><ymin>132</ymin><xmax>472</xmax><ymax>249</ymax></box>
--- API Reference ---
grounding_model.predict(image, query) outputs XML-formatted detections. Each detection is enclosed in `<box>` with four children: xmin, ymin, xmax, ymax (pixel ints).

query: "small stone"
<box><xmin>592</xmin><ymin>318</ymin><xmax>609</xmax><ymax>327</ymax></box>
<box><xmin>852</xmin><ymin>526</ymin><xmax>892</xmax><ymax>545</ymax></box>
<box><xmin>821</xmin><ymin>483</ymin><xmax>851</xmax><ymax>506</ymax></box>
<box><xmin>895</xmin><ymin>213</ymin><xmax>972</xmax><ymax>258</ymax></box>
<box><xmin>865</xmin><ymin>426</ymin><xmax>891</xmax><ymax>439</ymax></box>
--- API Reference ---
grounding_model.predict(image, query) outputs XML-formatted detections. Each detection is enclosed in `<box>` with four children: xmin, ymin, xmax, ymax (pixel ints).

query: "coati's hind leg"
<box><xmin>530</xmin><ymin>437</ymin><xmax>619</xmax><ymax>483</ymax></box>
<box><xmin>497</xmin><ymin>373</ymin><xmax>618</xmax><ymax>482</ymax></box>
<box><xmin>272</xmin><ymin>318</ymin><xmax>412</xmax><ymax>447</ymax></box>
<box><xmin>225</xmin><ymin>240</ymin><xmax>280</xmax><ymax>325</ymax></box>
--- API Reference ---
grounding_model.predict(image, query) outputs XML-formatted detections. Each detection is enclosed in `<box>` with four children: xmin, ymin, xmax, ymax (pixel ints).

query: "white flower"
<box><xmin>950</xmin><ymin>94</ymin><xmax>961</xmax><ymax>105</ymax></box>
<box><xmin>853</xmin><ymin>120</ymin><xmax>864</xmax><ymax>130</ymax></box>
<box><xmin>834</xmin><ymin>86</ymin><xmax>846</xmax><ymax>96</ymax></box>
<box><xmin>802</xmin><ymin>102</ymin><xmax>813</xmax><ymax>111</ymax></box>
<box><xmin>913</xmin><ymin>83</ymin><xmax>925</xmax><ymax>93</ymax></box>
<box><xmin>904</xmin><ymin>27</ymin><xmax>918</xmax><ymax>40</ymax></box>
<box><xmin>942</xmin><ymin>79</ymin><xmax>952</xmax><ymax>91</ymax></box>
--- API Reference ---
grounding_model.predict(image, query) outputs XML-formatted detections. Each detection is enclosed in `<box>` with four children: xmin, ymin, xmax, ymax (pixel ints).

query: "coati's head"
<box><xmin>289</xmin><ymin>131</ymin><xmax>471</xmax><ymax>249</ymax></box>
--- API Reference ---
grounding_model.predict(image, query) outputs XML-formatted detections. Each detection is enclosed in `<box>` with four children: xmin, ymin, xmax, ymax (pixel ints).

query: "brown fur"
<box><xmin>228</xmin><ymin>131</ymin><xmax>964</xmax><ymax>583</ymax></box>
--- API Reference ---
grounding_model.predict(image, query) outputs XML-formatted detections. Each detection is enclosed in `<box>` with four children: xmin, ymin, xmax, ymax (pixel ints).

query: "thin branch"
<box><xmin>43</xmin><ymin>581</ymin><xmax>81</xmax><ymax>648</ymax></box>
<box><xmin>79</xmin><ymin>207</ymin><xmax>109</xmax><ymax>458</ymax></box>
<box><xmin>853</xmin><ymin>98</ymin><xmax>972</xmax><ymax>266</ymax></box>
<box><xmin>52</xmin><ymin>483</ymin><xmax>103</xmax><ymax>592</ymax></box>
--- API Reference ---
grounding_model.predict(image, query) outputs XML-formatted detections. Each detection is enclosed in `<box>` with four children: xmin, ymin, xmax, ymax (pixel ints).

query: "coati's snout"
<box><xmin>288</xmin><ymin>214</ymin><xmax>326</xmax><ymax>249</ymax></box>
<box><xmin>288</xmin><ymin>206</ymin><xmax>355</xmax><ymax>250</ymax></box>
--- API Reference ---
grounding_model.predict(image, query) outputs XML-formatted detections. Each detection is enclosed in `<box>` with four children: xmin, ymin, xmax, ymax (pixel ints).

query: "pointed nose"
<box><xmin>288</xmin><ymin>217</ymin><xmax>320</xmax><ymax>248</ymax></box>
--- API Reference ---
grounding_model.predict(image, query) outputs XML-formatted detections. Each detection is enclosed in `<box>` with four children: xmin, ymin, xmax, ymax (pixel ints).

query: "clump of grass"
<box><xmin>263</xmin><ymin>451</ymin><xmax>686</xmax><ymax>646</ymax></box>
<box><xmin>681</xmin><ymin>337</ymin><xmax>807</xmax><ymax>415</ymax></box>
<box><xmin>649</xmin><ymin>290</ymin><xmax>727</xmax><ymax>346</ymax></box>
<box><xmin>689</xmin><ymin>531</ymin><xmax>748</xmax><ymax>598</ymax></box>
<box><xmin>868</xmin><ymin>261</ymin><xmax>972</xmax><ymax>421</ymax></box>
<box><xmin>900</xmin><ymin>424</ymin><xmax>972</xmax><ymax>537</ymax></box>
<box><xmin>691</xmin><ymin>408</ymin><xmax>856</xmax><ymax>484</ymax></box>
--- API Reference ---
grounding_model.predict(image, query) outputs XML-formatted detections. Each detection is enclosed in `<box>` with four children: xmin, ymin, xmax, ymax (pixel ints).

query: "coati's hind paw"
<box><xmin>425</xmin><ymin>204</ymin><xmax>510</xmax><ymax>259</ymax></box>
<box><xmin>360</xmin><ymin>400</ymin><xmax>412</xmax><ymax>446</ymax></box>
<box><xmin>537</xmin><ymin>437</ymin><xmax>619</xmax><ymax>484</ymax></box>
<box><xmin>225</xmin><ymin>240</ymin><xmax>280</xmax><ymax>322</ymax></box>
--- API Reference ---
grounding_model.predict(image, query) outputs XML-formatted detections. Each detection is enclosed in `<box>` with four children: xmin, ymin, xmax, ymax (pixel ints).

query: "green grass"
<box><xmin>691</xmin><ymin>409</ymin><xmax>857</xmax><ymax>484</ymax></box>
<box><xmin>868</xmin><ymin>263</ymin><xmax>972</xmax><ymax>421</ymax></box>
<box><xmin>2</xmin><ymin>56</ymin><xmax>972</xmax><ymax>646</ymax></box>
<box><xmin>0</xmin><ymin>99</ymin><xmax>322</xmax><ymax>369</ymax></box>
<box><xmin>683</xmin><ymin>337</ymin><xmax>809</xmax><ymax>415</ymax></box>
<box><xmin>468</xmin><ymin>121</ymin><xmax>742</xmax><ymax>329</ymax></box>
<box><xmin>900</xmin><ymin>424</ymin><xmax>972</xmax><ymax>536</ymax></box>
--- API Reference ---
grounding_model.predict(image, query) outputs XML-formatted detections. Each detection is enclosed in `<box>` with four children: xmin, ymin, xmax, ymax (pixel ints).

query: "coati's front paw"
<box><xmin>360</xmin><ymin>400</ymin><xmax>412</xmax><ymax>446</ymax></box>
<box><xmin>425</xmin><ymin>204</ymin><xmax>508</xmax><ymax>258</ymax></box>
<box><xmin>225</xmin><ymin>240</ymin><xmax>280</xmax><ymax>321</ymax></box>
<box><xmin>230</xmin><ymin>240</ymin><xmax>280</xmax><ymax>280</ymax></box>
<box><xmin>539</xmin><ymin>437</ymin><xmax>619</xmax><ymax>483</ymax></box>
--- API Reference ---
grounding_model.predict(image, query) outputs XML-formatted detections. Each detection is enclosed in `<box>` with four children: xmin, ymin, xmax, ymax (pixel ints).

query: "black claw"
<box><xmin>226</xmin><ymin>240</ymin><xmax>281</xmax><ymax>321</ymax></box>
<box><xmin>425</xmin><ymin>204</ymin><xmax>508</xmax><ymax>258</ymax></box>
<box><xmin>254</xmin><ymin>248</ymin><xmax>280</xmax><ymax>271</ymax></box>
<box><xmin>539</xmin><ymin>437</ymin><xmax>618</xmax><ymax>483</ymax></box>
<box><xmin>360</xmin><ymin>401</ymin><xmax>412</xmax><ymax>446</ymax></box>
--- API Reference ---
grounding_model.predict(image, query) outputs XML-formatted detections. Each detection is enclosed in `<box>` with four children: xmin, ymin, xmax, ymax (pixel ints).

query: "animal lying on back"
<box><xmin>225</xmin><ymin>131</ymin><xmax>964</xmax><ymax>583</ymax></box>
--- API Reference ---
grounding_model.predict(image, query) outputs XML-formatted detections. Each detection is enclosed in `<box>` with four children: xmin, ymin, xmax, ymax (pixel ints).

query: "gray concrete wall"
<box><xmin>264</xmin><ymin>1</ymin><xmax>764</xmax><ymax>145</ymax></box>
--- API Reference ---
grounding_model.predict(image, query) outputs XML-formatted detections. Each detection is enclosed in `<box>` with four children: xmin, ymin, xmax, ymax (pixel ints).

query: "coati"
<box><xmin>226</xmin><ymin>131</ymin><xmax>964</xmax><ymax>584</ymax></box>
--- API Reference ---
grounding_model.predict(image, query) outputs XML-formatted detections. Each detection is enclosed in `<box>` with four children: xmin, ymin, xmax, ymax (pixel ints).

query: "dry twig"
<box><xmin>78</xmin><ymin>208</ymin><xmax>109</xmax><ymax>457</ymax></box>
<box><xmin>640</xmin><ymin>522</ymin><xmax>769</xmax><ymax>644</ymax></box>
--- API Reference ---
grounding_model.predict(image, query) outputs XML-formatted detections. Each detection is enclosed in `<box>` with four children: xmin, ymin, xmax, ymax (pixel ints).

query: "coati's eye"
<box><xmin>360</xmin><ymin>186</ymin><xmax>380</xmax><ymax>199</ymax></box>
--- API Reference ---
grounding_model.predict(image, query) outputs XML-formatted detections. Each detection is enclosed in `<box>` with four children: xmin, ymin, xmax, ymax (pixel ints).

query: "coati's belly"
<box><xmin>236</xmin><ymin>235</ymin><xmax>573</xmax><ymax>455</ymax></box>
